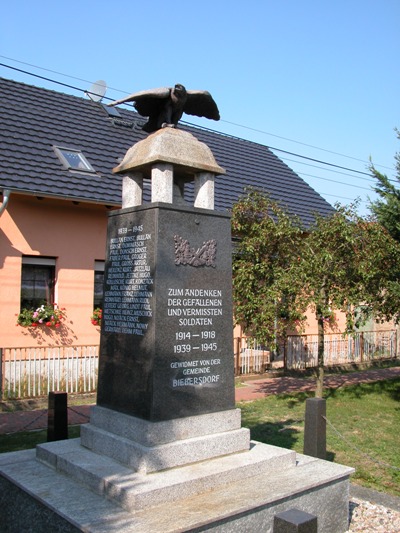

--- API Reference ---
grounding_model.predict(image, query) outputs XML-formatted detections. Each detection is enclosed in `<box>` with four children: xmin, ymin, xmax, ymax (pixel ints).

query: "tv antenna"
<box><xmin>86</xmin><ymin>80</ymin><xmax>107</xmax><ymax>102</ymax></box>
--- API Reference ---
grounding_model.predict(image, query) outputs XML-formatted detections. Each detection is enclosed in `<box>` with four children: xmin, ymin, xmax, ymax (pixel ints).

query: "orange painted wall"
<box><xmin>0</xmin><ymin>194</ymin><xmax>109</xmax><ymax>348</ymax></box>
<box><xmin>233</xmin><ymin>305</ymin><xmax>349</xmax><ymax>341</ymax></box>
<box><xmin>291</xmin><ymin>307</ymin><xmax>348</xmax><ymax>336</ymax></box>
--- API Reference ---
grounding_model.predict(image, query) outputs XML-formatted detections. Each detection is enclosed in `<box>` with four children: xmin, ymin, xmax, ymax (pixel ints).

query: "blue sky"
<box><xmin>1</xmin><ymin>0</ymin><xmax>399</xmax><ymax>215</ymax></box>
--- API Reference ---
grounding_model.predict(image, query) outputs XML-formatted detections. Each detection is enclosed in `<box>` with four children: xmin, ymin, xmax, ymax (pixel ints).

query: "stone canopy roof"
<box><xmin>0</xmin><ymin>76</ymin><xmax>334</xmax><ymax>224</ymax></box>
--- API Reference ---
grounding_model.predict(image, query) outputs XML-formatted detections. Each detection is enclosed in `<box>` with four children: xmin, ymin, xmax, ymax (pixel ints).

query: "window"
<box><xmin>101</xmin><ymin>103</ymin><xmax>121</xmax><ymax>118</ymax></box>
<box><xmin>53</xmin><ymin>146</ymin><xmax>95</xmax><ymax>172</ymax></box>
<box><xmin>21</xmin><ymin>257</ymin><xmax>56</xmax><ymax>310</ymax></box>
<box><xmin>94</xmin><ymin>261</ymin><xmax>104</xmax><ymax>309</ymax></box>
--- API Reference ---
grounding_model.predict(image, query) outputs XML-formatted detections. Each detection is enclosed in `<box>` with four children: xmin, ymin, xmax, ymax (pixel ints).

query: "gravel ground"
<box><xmin>347</xmin><ymin>498</ymin><xmax>400</xmax><ymax>532</ymax></box>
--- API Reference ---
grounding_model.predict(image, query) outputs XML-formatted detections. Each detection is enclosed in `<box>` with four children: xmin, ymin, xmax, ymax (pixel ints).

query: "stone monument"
<box><xmin>82</xmin><ymin>127</ymin><xmax>251</xmax><ymax>474</ymax></box>
<box><xmin>0</xmin><ymin>127</ymin><xmax>354</xmax><ymax>532</ymax></box>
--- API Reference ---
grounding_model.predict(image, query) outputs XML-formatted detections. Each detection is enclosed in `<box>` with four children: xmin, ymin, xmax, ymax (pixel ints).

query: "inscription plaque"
<box><xmin>103</xmin><ymin>225</ymin><xmax>153</xmax><ymax>336</ymax></box>
<box><xmin>97</xmin><ymin>203</ymin><xmax>235</xmax><ymax>421</ymax></box>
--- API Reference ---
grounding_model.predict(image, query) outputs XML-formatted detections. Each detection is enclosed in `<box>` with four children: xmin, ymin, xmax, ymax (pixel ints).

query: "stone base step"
<box><xmin>79</xmin><ymin>406</ymin><xmax>252</xmax><ymax>474</ymax></box>
<box><xmin>36</xmin><ymin>438</ymin><xmax>295</xmax><ymax>511</ymax></box>
<box><xmin>80</xmin><ymin>423</ymin><xmax>252</xmax><ymax>474</ymax></box>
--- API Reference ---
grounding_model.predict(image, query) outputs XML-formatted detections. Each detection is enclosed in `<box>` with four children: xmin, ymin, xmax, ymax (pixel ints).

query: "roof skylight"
<box><xmin>53</xmin><ymin>146</ymin><xmax>95</xmax><ymax>173</ymax></box>
<box><xmin>101</xmin><ymin>103</ymin><xmax>121</xmax><ymax>118</ymax></box>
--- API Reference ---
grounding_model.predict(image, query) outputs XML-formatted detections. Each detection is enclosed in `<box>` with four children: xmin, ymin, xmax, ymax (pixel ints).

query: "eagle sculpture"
<box><xmin>108</xmin><ymin>84</ymin><xmax>220</xmax><ymax>133</ymax></box>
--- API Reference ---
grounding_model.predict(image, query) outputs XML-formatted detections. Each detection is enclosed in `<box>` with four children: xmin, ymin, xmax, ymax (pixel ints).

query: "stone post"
<box><xmin>303</xmin><ymin>397</ymin><xmax>326</xmax><ymax>459</ymax></box>
<box><xmin>274</xmin><ymin>508</ymin><xmax>317</xmax><ymax>532</ymax></box>
<box><xmin>47</xmin><ymin>391</ymin><xmax>68</xmax><ymax>442</ymax></box>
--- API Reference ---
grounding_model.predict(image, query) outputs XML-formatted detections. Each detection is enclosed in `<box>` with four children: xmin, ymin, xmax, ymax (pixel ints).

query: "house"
<box><xmin>0</xmin><ymin>76</ymin><xmax>335</xmax><ymax>354</ymax></box>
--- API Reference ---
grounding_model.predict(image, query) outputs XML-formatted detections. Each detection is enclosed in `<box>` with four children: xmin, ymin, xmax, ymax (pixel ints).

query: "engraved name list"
<box><xmin>103</xmin><ymin>225</ymin><xmax>153</xmax><ymax>336</ymax></box>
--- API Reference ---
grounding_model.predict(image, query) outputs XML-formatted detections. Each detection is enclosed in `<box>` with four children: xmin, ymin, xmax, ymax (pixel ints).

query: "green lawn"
<box><xmin>239</xmin><ymin>378</ymin><xmax>400</xmax><ymax>498</ymax></box>
<box><xmin>0</xmin><ymin>425</ymin><xmax>81</xmax><ymax>454</ymax></box>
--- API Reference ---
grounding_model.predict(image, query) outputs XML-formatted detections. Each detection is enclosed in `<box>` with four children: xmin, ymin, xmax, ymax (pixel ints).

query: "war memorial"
<box><xmin>0</xmin><ymin>86</ymin><xmax>353</xmax><ymax>531</ymax></box>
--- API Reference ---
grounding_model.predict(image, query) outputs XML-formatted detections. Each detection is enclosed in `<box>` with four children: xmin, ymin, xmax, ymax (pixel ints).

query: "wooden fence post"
<box><xmin>235</xmin><ymin>337</ymin><xmax>240</xmax><ymax>376</ymax></box>
<box><xmin>360</xmin><ymin>332</ymin><xmax>364</xmax><ymax>363</ymax></box>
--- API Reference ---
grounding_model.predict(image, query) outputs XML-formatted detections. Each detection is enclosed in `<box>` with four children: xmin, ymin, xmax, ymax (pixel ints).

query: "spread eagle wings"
<box><xmin>108</xmin><ymin>87</ymin><xmax>220</xmax><ymax>121</ymax></box>
<box><xmin>184</xmin><ymin>90</ymin><xmax>220</xmax><ymax>120</ymax></box>
<box><xmin>108</xmin><ymin>87</ymin><xmax>171</xmax><ymax>116</ymax></box>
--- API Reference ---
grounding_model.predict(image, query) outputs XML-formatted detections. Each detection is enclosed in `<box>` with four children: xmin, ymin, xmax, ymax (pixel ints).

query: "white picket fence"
<box><xmin>234</xmin><ymin>330</ymin><xmax>397</xmax><ymax>375</ymax></box>
<box><xmin>1</xmin><ymin>345</ymin><xmax>99</xmax><ymax>399</ymax></box>
<box><xmin>234</xmin><ymin>338</ymin><xmax>271</xmax><ymax>375</ymax></box>
<box><xmin>285</xmin><ymin>330</ymin><xmax>397</xmax><ymax>369</ymax></box>
<box><xmin>2</xmin><ymin>331</ymin><xmax>397</xmax><ymax>397</ymax></box>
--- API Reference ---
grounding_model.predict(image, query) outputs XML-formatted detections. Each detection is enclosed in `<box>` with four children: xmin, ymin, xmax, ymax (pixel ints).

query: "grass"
<box><xmin>0</xmin><ymin>393</ymin><xmax>94</xmax><ymax>453</ymax></box>
<box><xmin>239</xmin><ymin>378</ymin><xmax>400</xmax><ymax>498</ymax></box>
<box><xmin>0</xmin><ymin>425</ymin><xmax>81</xmax><ymax>454</ymax></box>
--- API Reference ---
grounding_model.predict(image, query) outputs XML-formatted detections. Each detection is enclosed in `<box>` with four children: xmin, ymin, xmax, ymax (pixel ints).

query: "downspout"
<box><xmin>0</xmin><ymin>189</ymin><xmax>11</xmax><ymax>216</ymax></box>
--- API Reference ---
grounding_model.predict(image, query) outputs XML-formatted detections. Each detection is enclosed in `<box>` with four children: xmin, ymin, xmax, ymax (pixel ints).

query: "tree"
<box><xmin>231</xmin><ymin>190</ymin><xmax>307</xmax><ymax>351</ymax></box>
<box><xmin>232</xmin><ymin>190</ymin><xmax>400</xmax><ymax>397</ymax></box>
<box><xmin>300</xmin><ymin>203</ymin><xmax>400</xmax><ymax>396</ymax></box>
<box><xmin>369</xmin><ymin>129</ymin><xmax>400</xmax><ymax>242</ymax></box>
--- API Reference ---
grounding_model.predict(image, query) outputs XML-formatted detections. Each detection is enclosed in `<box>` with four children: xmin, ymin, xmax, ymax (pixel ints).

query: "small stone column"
<box><xmin>122</xmin><ymin>172</ymin><xmax>143</xmax><ymax>208</ymax></box>
<box><xmin>151</xmin><ymin>163</ymin><xmax>174</xmax><ymax>203</ymax></box>
<box><xmin>194</xmin><ymin>172</ymin><xmax>215</xmax><ymax>210</ymax></box>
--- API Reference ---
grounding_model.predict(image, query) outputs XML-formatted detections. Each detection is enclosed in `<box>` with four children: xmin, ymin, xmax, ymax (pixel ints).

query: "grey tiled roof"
<box><xmin>0</xmin><ymin>77</ymin><xmax>334</xmax><ymax>224</ymax></box>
